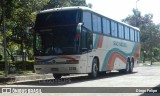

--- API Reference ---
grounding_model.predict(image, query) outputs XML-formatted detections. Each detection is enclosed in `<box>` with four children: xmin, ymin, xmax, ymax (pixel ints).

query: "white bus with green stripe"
<box><xmin>33</xmin><ymin>6</ymin><xmax>140</xmax><ymax>79</ymax></box>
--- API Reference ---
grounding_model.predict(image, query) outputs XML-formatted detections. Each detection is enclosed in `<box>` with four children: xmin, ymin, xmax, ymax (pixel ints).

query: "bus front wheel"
<box><xmin>89</xmin><ymin>58</ymin><xmax>99</xmax><ymax>78</ymax></box>
<box><xmin>53</xmin><ymin>74</ymin><xmax>62</xmax><ymax>79</ymax></box>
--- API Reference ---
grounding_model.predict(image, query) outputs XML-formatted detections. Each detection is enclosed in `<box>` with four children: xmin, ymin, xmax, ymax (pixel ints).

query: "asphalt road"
<box><xmin>0</xmin><ymin>65</ymin><xmax>160</xmax><ymax>96</ymax></box>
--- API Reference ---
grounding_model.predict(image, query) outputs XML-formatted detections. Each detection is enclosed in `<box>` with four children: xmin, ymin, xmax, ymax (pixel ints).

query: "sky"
<box><xmin>86</xmin><ymin>0</ymin><xmax>160</xmax><ymax>24</ymax></box>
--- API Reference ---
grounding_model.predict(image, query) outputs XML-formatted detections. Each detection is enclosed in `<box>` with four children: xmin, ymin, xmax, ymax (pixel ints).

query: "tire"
<box><xmin>53</xmin><ymin>74</ymin><xmax>62</xmax><ymax>79</ymax></box>
<box><xmin>89</xmin><ymin>58</ymin><xmax>99</xmax><ymax>78</ymax></box>
<box><xmin>99</xmin><ymin>72</ymin><xmax>106</xmax><ymax>76</ymax></box>
<box><xmin>119</xmin><ymin>59</ymin><xmax>130</xmax><ymax>74</ymax></box>
<box><xmin>129</xmin><ymin>59</ymin><xmax>134</xmax><ymax>73</ymax></box>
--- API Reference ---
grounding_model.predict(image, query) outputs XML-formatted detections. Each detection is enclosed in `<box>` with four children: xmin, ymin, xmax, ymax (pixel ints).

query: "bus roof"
<box><xmin>40</xmin><ymin>6</ymin><xmax>140</xmax><ymax>31</ymax></box>
<box><xmin>40</xmin><ymin>6</ymin><xmax>90</xmax><ymax>13</ymax></box>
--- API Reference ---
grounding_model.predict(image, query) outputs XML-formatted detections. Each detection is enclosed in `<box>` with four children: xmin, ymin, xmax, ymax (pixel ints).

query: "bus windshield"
<box><xmin>35</xmin><ymin>10</ymin><xmax>81</xmax><ymax>28</ymax></box>
<box><xmin>34</xmin><ymin>10</ymin><xmax>81</xmax><ymax>56</ymax></box>
<box><xmin>34</xmin><ymin>25</ymin><xmax>80</xmax><ymax>56</ymax></box>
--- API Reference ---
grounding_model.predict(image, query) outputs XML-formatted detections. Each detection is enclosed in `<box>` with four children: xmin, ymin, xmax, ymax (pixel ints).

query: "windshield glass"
<box><xmin>34</xmin><ymin>25</ymin><xmax>80</xmax><ymax>56</ymax></box>
<box><xmin>35</xmin><ymin>10</ymin><xmax>81</xmax><ymax>28</ymax></box>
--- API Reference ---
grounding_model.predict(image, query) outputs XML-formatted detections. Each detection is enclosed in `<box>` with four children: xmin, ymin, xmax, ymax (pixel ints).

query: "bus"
<box><xmin>33</xmin><ymin>6</ymin><xmax>140</xmax><ymax>79</ymax></box>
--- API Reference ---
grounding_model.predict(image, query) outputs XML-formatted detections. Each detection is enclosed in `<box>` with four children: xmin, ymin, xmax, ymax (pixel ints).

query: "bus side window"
<box><xmin>135</xmin><ymin>30</ymin><xmax>138</xmax><ymax>42</ymax></box>
<box><xmin>130</xmin><ymin>28</ymin><xmax>135</xmax><ymax>41</ymax></box>
<box><xmin>102</xmin><ymin>18</ymin><xmax>110</xmax><ymax>35</ymax></box>
<box><xmin>87</xmin><ymin>32</ymin><xmax>93</xmax><ymax>50</ymax></box>
<box><xmin>83</xmin><ymin>11</ymin><xmax>92</xmax><ymax>31</ymax></box>
<box><xmin>81</xmin><ymin>27</ymin><xmax>93</xmax><ymax>52</ymax></box>
<box><xmin>92</xmin><ymin>14</ymin><xmax>102</xmax><ymax>33</ymax></box>
<box><xmin>137</xmin><ymin>31</ymin><xmax>140</xmax><ymax>42</ymax></box>
<box><xmin>118</xmin><ymin>24</ymin><xmax>124</xmax><ymax>39</ymax></box>
<box><xmin>111</xmin><ymin>21</ymin><xmax>118</xmax><ymax>37</ymax></box>
<box><xmin>93</xmin><ymin>14</ymin><xmax>98</xmax><ymax>33</ymax></box>
<box><xmin>125</xmin><ymin>27</ymin><xmax>129</xmax><ymax>40</ymax></box>
<box><xmin>81</xmin><ymin>28</ymin><xmax>87</xmax><ymax>52</ymax></box>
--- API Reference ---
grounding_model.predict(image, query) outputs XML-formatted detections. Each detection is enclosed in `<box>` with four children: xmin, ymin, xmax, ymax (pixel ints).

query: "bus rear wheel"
<box><xmin>89</xmin><ymin>58</ymin><xmax>99</xmax><ymax>78</ymax></box>
<box><xmin>119</xmin><ymin>60</ymin><xmax>130</xmax><ymax>74</ymax></box>
<box><xmin>129</xmin><ymin>59</ymin><xmax>134</xmax><ymax>73</ymax></box>
<box><xmin>53</xmin><ymin>74</ymin><xmax>62</xmax><ymax>79</ymax></box>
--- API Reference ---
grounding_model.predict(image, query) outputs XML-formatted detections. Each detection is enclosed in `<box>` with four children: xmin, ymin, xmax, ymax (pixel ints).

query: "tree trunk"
<box><xmin>21</xmin><ymin>40</ymin><xmax>26</xmax><ymax>70</ymax></box>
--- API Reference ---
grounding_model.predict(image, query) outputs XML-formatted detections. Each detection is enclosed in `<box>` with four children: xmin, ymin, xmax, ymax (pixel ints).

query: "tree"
<box><xmin>0</xmin><ymin>0</ymin><xmax>50</xmax><ymax>71</ymax></box>
<box><xmin>123</xmin><ymin>9</ymin><xmax>160</xmax><ymax>64</ymax></box>
<box><xmin>0</xmin><ymin>0</ymin><xmax>88</xmax><ymax>70</ymax></box>
<box><xmin>43</xmin><ymin>0</ymin><xmax>87</xmax><ymax>9</ymax></box>
<box><xmin>87</xmin><ymin>3</ymin><xmax>93</xmax><ymax>8</ymax></box>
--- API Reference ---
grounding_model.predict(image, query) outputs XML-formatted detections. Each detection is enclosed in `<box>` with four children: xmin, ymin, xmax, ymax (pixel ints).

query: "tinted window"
<box><xmin>97</xmin><ymin>16</ymin><xmax>102</xmax><ymax>33</ymax></box>
<box><xmin>135</xmin><ymin>30</ymin><xmax>138</xmax><ymax>42</ymax></box>
<box><xmin>35</xmin><ymin>10</ymin><xmax>80</xmax><ymax>28</ymax></box>
<box><xmin>93</xmin><ymin>14</ymin><xmax>98</xmax><ymax>32</ymax></box>
<box><xmin>111</xmin><ymin>21</ymin><xmax>118</xmax><ymax>37</ymax></box>
<box><xmin>130</xmin><ymin>29</ymin><xmax>135</xmax><ymax>41</ymax></box>
<box><xmin>137</xmin><ymin>31</ymin><xmax>140</xmax><ymax>42</ymax></box>
<box><xmin>102</xmin><ymin>18</ymin><xmax>110</xmax><ymax>35</ymax></box>
<box><xmin>83</xmin><ymin>12</ymin><xmax>92</xmax><ymax>30</ymax></box>
<box><xmin>93</xmin><ymin>14</ymin><xmax>102</xmax><ymax>33</ymax></box>
<box><xmin>81</xmin><ymin>29</ymin><xmax>87</xmax><ymax>49</ymax></box>
<box><xmin>125</xmin><ymin>27</ymin><xmax>129</xmax><ymax>40</ymax></box>
<box><xmin>34</xmin><ymin>25</ymin><xmax>79</xmax><ymax>56</ymax></box>
<box><xmin>118</xmin><ymin>24</ymin><xmax>124</xmax><ymax>39</ymax></box>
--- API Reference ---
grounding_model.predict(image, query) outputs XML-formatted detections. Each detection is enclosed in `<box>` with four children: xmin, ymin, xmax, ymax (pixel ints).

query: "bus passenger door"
<box><xmin>81</xmin><ymin>27</ymin><xmax>93</xmax><ymax>73</ymax></box>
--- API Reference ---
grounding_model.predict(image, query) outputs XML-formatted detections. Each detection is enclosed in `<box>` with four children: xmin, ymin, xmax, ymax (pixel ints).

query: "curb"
<box><xmin>0</xmin><ymin>77</ymin><xmax>15</xmax><ymax>83</ymax></box>
<box><xmin>15</xmin><ymin>74</ymin><xmax>53</xmax><ymax>82</ymax></box>
<box><xmin>0</xmin><ymin>74</ymin><xmax>53</xmax><ymax>83</ymax></box>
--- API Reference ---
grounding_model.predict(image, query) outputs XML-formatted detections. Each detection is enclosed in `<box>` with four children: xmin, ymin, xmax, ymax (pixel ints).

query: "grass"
<box><xmin>16</xmin><ymin>70</ymin><xmax>33</xmax><ymax>74</ymax></box>
<box><xmin>0</xmin><ymin>71</ymin><xmax>4</xmax><ymax>75</ymax></box>
<box><xmin>0</xmin><ymin>70</ymin><xmax>34</xmax><ymax>76</ymax></box>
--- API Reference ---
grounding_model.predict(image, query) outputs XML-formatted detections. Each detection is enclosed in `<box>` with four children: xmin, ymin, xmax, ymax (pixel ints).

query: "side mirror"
<box><xmin>76</xmin><ymin>23</ymin><xmax>83</xmax><ymax>33</ymax></box>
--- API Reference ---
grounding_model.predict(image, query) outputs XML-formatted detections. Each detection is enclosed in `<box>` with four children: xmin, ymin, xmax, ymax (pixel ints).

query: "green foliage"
<box><xmin>123</xmin><ymin>9</ymin><xmax>160</xmax><ymax>62</ymax></box>
<box><xmin>0</xmin><ymin>54</ymin><xmax>2</xmax><ymax>61</ymax></box>
<box><xmin>0</xmin><ymin>0</ymin><xmax>50</xmax><ymax>62</ymax></box>
<box><xmin>0</xmin><ymin>60</ymin><xmax>35</xmax><ymax>71</ymax></box>
<box><xmin>16</xmin><ymin>70</ymin><xmax>33</xmax><ymax>74</ymax></box>
<box><xmin>0</xmin><ymin>71</ymin><xmax>4</xmax><ymax>75</ymax></box>
<box><xmin>0</xmin><ymin>61</ymin><xmax>5</xmax><ymax>70</ymax></box>
<box><xmin>152</xmin><ymin>48</ymin><xmax>160</xmax><ymax>61</ymax></box>
<box><xmin>43</xmin><ymin>0</ymin><xmax>87</xmax><ymax>9</ymax></box>
<box><xmin>0</xmin><ymin>0</ymin><xmax>87</xmax><ymax>70</ymax></box>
